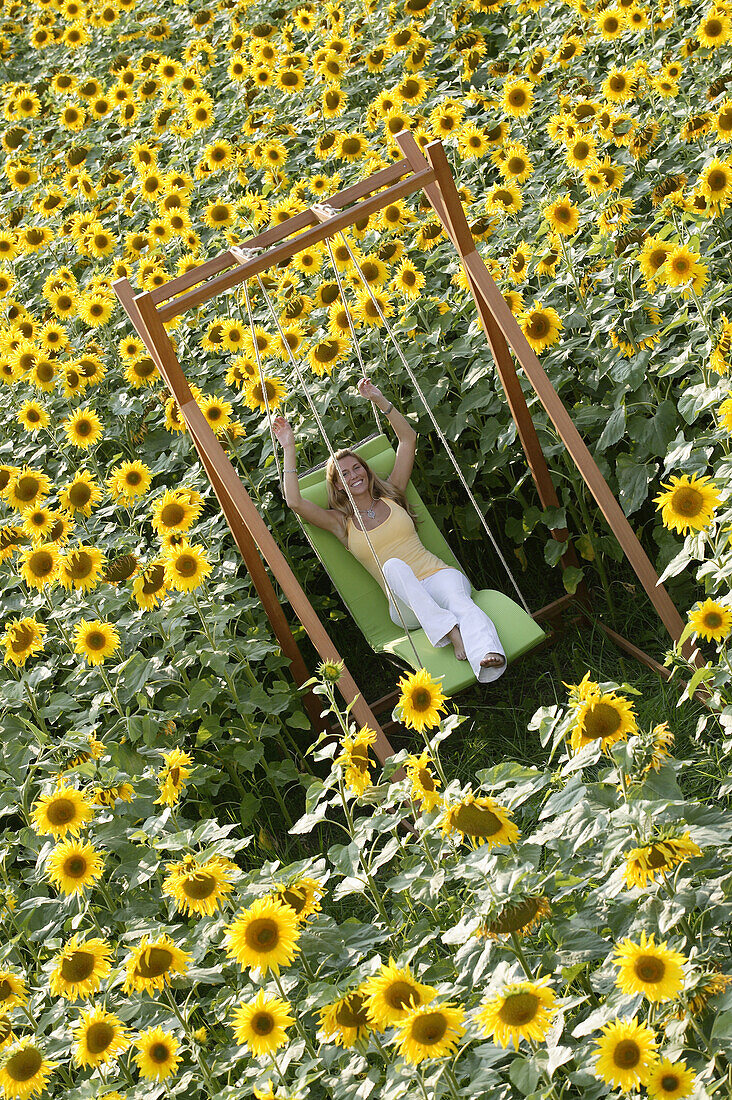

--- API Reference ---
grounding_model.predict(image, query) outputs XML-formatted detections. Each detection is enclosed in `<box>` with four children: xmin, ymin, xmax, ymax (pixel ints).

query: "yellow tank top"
<box><xmin>347</xmin><ymin>498</ymin><xmax>449</xmax><ymax>593</ymax></box>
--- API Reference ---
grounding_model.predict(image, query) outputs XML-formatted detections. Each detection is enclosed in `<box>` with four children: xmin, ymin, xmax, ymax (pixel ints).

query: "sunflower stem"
<box><xmin>510</xmin><ymin>932</ymin><xmax>535</xmax><ymax>981</ymax></box>
<box><xmin>271</xmin><ymin>970</ymin><xmax>318</xmax><ymax>1058</ymax></box>
<box><xmin>336</xmin><ymin>775</ymin><xmax>390</xmax><ymax>924</ymax></box>
<box><xmin>442</xmin><ymin>1062</ymin><xmax>463</xmax><ymax>1099</ymax></box>
<box><xmin>163</xmin><ymin>986</ymin><xmax>219</xmax><ymax>1094</ymax></box>
<box><xmin>98</xmin><ymin>665</ymin><xmax>124</xmax><ymax>717</ymax></box>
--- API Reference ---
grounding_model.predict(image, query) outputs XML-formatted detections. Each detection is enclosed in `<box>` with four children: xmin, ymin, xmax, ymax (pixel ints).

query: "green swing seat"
<box><xmin>296</xmin><ymin>434</ymin><xmax>546</xmax><ymax>697</ymax></box>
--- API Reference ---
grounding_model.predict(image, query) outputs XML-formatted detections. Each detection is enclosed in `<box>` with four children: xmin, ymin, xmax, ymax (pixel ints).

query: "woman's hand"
<box><xmin>357</xmin><ymin>377</ymin><xmax>383</xmax><ymax>404</ymax></box>
<box><xmin>272</xmin><ymin>416</ymin><xmax>295</xmax><ymax>449</ymax></box>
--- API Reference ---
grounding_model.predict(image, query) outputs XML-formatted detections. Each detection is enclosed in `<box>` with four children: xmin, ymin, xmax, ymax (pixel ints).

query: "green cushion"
<box><xmin>297</xmin><ymin>435</ymin><xmax>545</xmax><ymax>695</ymax></box>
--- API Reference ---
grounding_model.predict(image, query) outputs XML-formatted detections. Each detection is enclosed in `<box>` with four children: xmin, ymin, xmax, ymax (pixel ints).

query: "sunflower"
<box><xmin>662</xmin><ymin>244</ymin><xmax>707</xmax><ymax>289</ymax></box>
<box><xmin>3</xmin><ymin>617</ymin><xmax>46</xmax><ymax>666</ymax></box>
<box><xmin>107</xmin><ymin>461</ymin><xmax>152</xmax><ymax>503</ymax></box>
<box><xmin>688</xmin><ymin>598</ymin><xmax>732</xmax><ymax>642</ymax></box>
<box><xmin>0</xmin><ymin>1018</ymin><xmax>13</xmax><ymax>1050</ymax></box>
<box><xmin>477</xmin><ymin>978</ymin><xmax>557</xmax><ymax>1048</ymax></box>
<box><xmin>134</xmin><ymin>1027</ymin><xmax>181</xmax><ymax>1080</ymax></box>
<box><xmin>503</xmin><ymin>79</ymin><xmax>533</xmax><ymax>117</ymax></box>
<box><xmin>307</xmin><ymin>337</ymin><xmax>348</xmax><ymax>376</ymax></box>
<box><xmin>698</xmin><ymin>11</ymin><xmax>731</xmax><ymax>48</ymax></box>
<box><xmin>647</xmin><ymin>1058</ymin><xmax>697</xmax><ymax>1100</ymax></box>
<box><xmin>654</xmin><ymin>473</ymin><xmax>719</xmax><ymax>535</ymax></box>
<box><xmin>243</xmin><ymin>375</ymin><xmax>286</xmax><ymax>413</ymax></box>
<box><xmin>698</xmin><ymin>158</ymin><xmax>732</xmax><ymax>209</ymax></box>
<box><xmin>31</xmin><ymin>785</ymin><xmax>94</xmax><ymax>838</ymax></box>
<box><xmin>397</xmin><ymin>667</ymin><xmax>447</xmax><ymax>731</ymax></box>
<box><xmin>73</xmin><ymin>1006</ymin><xmax>129</xmax><ymax>1067</ymax></box>
<box><xmin>363</xmin><ymin>961</ymin><xmax>436</xmax><ymax>1029</ymax></box>
<box><xmin>623</xmin><ymin>833</ymin><xmax>702</xmax><ymax>889</ymax></box>
<box><xmin>395</xmin><ymin>1002</ymin><xmax>465</xmax><ymax>1065</ymax></box>
<box><xmin>543</xmin><ymin>195</ymin><xmax>579</xmax><ymax>236</ymax></box>
<box><xmin>163</xmin><ymin>541</ymin><xmax>211</xmax><ymax>592</ymax></box>
<box><xmin>155</xmin><ymin>748</ymin><xmax>193</xmax><ymax>806</ymax></box>
<box><xmin>441</xmin><ymin>792</ymin><xmax>519</xmax><ymax>849</ymax></box>
<box><xmin>483</xmin><ymin>895</ymin><xmax>551</xmax><ymax>938</ymax></box>
<box><xmin>225</xmin><ymin>896</ymin><xmax>300</xmax><ymax>975</ymax></box>
<box><xmin>614</xmin><ymin>931</ymin><xmax>686</xmax><ymax>1002</ymax></box>
<box><xmin>231</xmin><ymin>990</ymin><xmax>294</xmax><ymax>1056</ymax></box>
<box><xmin>4</xmin><ymin>467</ymin><xmax>50</xmax><ymax>511</ymax></box>
<box><xmin>0</xmin><ymin>1042</ymin><xmax>56</xmax><ymax>1100</ymax></box>
<box><xmin>16</xmin><ymin>400</ymin><xmax>49</xmax><ymax>434</ymax></box>
<box><xmin>519</xmin><ymin>302</ymin><xmax>563</xmax><ymax>354</ymax></box>
<box><xmin>72</xmin><ymin>619</ymin><xmax>120</xmax><ymax>666</ymax></box>
<box><xmin>19</xmin><ymin>544</ymin><xmax>59</xmax><ymax>590</ymax></box>
<box><xmin>151</xmin><ymin>489</ymin><xmax>201</xmax><ymax>536</ymax></box>
<box><xmin>319</xmin><ymin>988</ymin><xmax>372</xmax><ymax>1047</ymax></box>
<box><xmin>404</xmin><ymin>751</ymin><xmax>442</xmax><ymax>811</ymax></box>
<box><xmin>131</xmin><ymin>560</ymin><xmax>168</xmax><ymax>610</ymax></box>
<box><xmin>637</xmin><ymin>237</ymin><xmax>672</xmax><ymax>287</ymax></box>
<box><xmin>122</xmin><ymin>934</ymin><xmax>191</xmax><ymax>995</ymax></box>
<box><xmin>594</xmin><ymin>1018</ymin><xmax>657</xmax><ymax>1090</ymax></box>
<box><xmin>162</xmin><ymin>856</ymin><xmax>234</xmax><ymax>917</ymax></box>
<box><xmin>46</xmin><ymin>838</ymin><xmax>105</xmax><ymax>895</ymax></box>
<box><xmin>336</xmin><ymin>726</ymin><xmax>377</xmax><ymax>796</ymax></box>
<box><xmin>570</xmin><ymin>689</ymin><xmax>637</xmax><ymax>752</ymax></box>
<box><xmin>486</xmin><ymin>184</ymin><xmax>523</xmax><ymax>217</ymax></box>
<box><xmin>273</xmin><ymin>877</ymin><xmax>324</xmax><ymax>921</ymax></box>
<box><xmin>59</xmin><ymin>545</ymin><xmax>106</xmax><ymax>592</ymax></box>
<box><xmin>49</xmin><ymin>934</ymin><xmax>112</xmax><ymax>999</ymax></box>
<box><xmin>0</xmin><ymin>973</ymin><xmax>26</xmax><ymax>1011</ymax></box>
<box><xmin>62</xmin><ymin>408</ymin><xmax>103</xmax><ymax>450</ymax></box>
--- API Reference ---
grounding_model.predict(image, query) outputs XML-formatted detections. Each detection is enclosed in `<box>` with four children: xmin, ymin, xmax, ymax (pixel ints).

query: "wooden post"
<box><xmin>395</xmin><ymin>132</ymin><xmax>581</xmax><ymax>576</ymax></box>
<box><xmin>112</xmin><ymin>277</ymin><xmax>396</xmax><ymax>763</ymax></box>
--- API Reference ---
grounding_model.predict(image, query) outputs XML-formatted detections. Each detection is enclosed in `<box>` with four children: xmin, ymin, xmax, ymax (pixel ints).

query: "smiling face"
<box><xmin>336</xmin><ymin>455</ymin><xmax>370</xmax><ymax>494</ymax></box>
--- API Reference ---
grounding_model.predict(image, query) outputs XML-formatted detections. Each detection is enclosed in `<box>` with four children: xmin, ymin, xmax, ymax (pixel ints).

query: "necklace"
<box><xmin>358</xmin><ymin>498</ymin><xmax>377</xmax><ymax>520</ymax></box>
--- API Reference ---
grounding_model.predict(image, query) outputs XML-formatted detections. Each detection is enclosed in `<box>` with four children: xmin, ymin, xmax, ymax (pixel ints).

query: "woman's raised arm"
<box><xmin>273</xmin><ymin>417</ymin><xmax>346</xmax><ymax>539</ymax></box>
<box><xmin>357</xmin><ymin>377</ymin><xmax>417</xmax><ymax>492</ymax></box>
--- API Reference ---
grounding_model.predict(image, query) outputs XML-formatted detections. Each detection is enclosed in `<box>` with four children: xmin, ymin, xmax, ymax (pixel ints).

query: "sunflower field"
<box><xmin>2</xmin><ymin>0</ymin><xmax>732</xmax><ymax>1095</ymax></box>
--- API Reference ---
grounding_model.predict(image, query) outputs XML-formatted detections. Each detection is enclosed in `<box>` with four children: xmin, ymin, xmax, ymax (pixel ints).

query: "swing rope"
<box><xmin>311</xmin><ymin>205</ymin><xmax>531</xmax><ymax>616</ymax></box>
<box><xmin>230</xmin><ymin>245</ymin><xmax>426</xmax><ymax>670</ymax></box>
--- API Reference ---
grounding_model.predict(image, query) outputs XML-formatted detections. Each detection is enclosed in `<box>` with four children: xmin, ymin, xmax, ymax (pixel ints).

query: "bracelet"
<box><xmin>382</xmin><ymin>401</ymin><xmax>394</xmax><ymax>415</ymax></box>
<box><xmin>282</xmin><ymin>468</ymin><xmax>297</xmax><ymax>474</ymax></box>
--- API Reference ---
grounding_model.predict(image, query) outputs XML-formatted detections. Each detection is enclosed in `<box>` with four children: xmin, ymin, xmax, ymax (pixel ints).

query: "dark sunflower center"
<box><xmin>0</xmin><ymin>980</ymin><xmax>12</xmax><ymax>1001</ymax></box>
<box><xmin>15</xmin><ymin>475</ymin><xmax>40</xmax><ymax>501</ymax></box>
<box><xmin>386</xmin><ymin>980</ymin><xmax>421</xmax><ymax>1010</ymax></box>
<box><xmin>125</xmin><ymin>471</ymin><xmax>142</xmax><ymax>486</ymax></box>
<box><xmin>47</xmin><ymin>797</ymin><xmax>76</xmax><ymax>825</ymax></box>
<box><xmin>452</xmin><ymin>803</ymin><xmax>501</xmax><ymax>838</ymax></box>
<box><xmin>245</xmin><ymin>918</ymin><xmax>279</xmax><ymax>951</ymax></box>
<box><xmin>705</xmin><ymin>18</ymin><xmax>722</xmax><ymax>35</ymax></box>
<box><xmin>30</xmin><ymin>552</ymin><xmax>53</xmax><ymax>576</ymax></box>
<box><xmin>253</xmin><ymin>1011</ymin><xmax>275</xmax><ymax>1034</ymax></box>
<box><xmin>412</xmin><ymin>1011</ymin><xmax>447</xmax><ymax>1045</ymax></box>
<box><xmin>61</xmin><ymin>950</ymin><xmax>95</xmax><ymax>982</ymax></box>
<box><xmin>526</xmin><ymin>313</ymin><xmax>550</xmax><ymax>339</ymax></box>
<box><xmin>634</xmin><ymin>955</ymin><xmax>665</xmax><ymax>983</ymax></box>
<box><xmin>64</xmin><ymin>856</ymin><xmax>87</xmax><ymax>877</ymax></box>
<box><xmin>490</xmin><ymin>897</ymin><xmax>543</xmax><ymax>935</ymax></box>
<box><xmin>418</xmin><ymin>767</ymin><xmax>434</xmax><ymax>791</ymax></box>
<box><xmin>85</xmin><ymin>631</ymin><xmax>107</xmax><ymax>651</ymax></box>
<box><xmin>582</xmin><ymin>701</ymin><xmax>622</xmax><ymax>739</ymax></box>
<box><xmin>150</xmin><ymin>1042</ymin><xmax>170</xmax><ymax>1063</ymax></box>
<box><xmin>174</xmin><ymin>554</ymin><xmax>197</xmax><ymax>578</ymax></box>
<box><xmin>662</xmin><ymin>1074</ymin><xmax>680</xmax><ymax>1091</ymax></box>
<box><xmin>350</xmin><ymin>746</ymin><xmax>370</xmax><ymax>773</ymax></box>
<box><xmin>671</xmin><ymin>486</ymin><xmax>702</xmax><ymax>517</ymax></box>
<box><xmin>183</xmin><ymin>872</ymin><xmax>216</xmax><ymax>900</ymax></box>
<box><xmin>613</xmin><ymin>1039</ymin><xmax>641</xmax><ymax>1068</ymax></box>
<box><xmin>11</xmin><ymin>625</ymin><xmax>35</xmax><ymax>653</ymax></box>
<box><xmin>137</xmin><ymin>946</ymin><xmax>173</xmax><ymax>978</ymax></box>
<box><xmin>498</xmin><ymin>991</ymin><xmax>539</xmax><ymax>1026</ymax></box>
<box><xmin>5</xmin><ymin>1048</ymin><xmax>42</xmax><ymax>1082</ymax></box>
<box><xmin>335</xmin><ymin>993</ymin><xmax>368</xmax><ymax>1028</ymax></box>
<box><xmin>410</xmin><ymin>688</ymin><xmax>432</xmax><ymax>711</ymax></box>
<box><xmin>68</xmin><ymin>551</ymin><xmax>93</xmax><ymax>579</ymax></box>
<box><xmin>86</xmin><ymin>1020</ymin><xmax>115</xmax><ymax>1054</ymax></box>
<box><xmin>160</xmin><ymin>502</ymin><xmax>186</xmax><ymax>527</ymax></box>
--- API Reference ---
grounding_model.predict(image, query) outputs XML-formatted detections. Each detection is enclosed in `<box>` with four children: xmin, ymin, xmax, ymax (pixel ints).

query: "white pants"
<box><xmin>382</xmin><ymin>559</ymin><xmax>507</xmax><ymax>685</ymax></box>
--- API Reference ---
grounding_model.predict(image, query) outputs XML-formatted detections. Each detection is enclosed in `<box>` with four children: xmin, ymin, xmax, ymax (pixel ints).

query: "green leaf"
<box><xmin>509</xmin><ymin>1057</ymin><xmax>539</xmax><ymax>1095</ymax></box>
<box><xmin>562</xmin><ymin>566</ymin><xmax>584</xmax><ymax>594</ymax></box>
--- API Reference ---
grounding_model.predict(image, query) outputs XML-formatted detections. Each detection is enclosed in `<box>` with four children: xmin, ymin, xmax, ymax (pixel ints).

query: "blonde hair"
<box><xmin>325</xmin><ymin>449</ymin><xmax>419</xmax><ymax>523</ymax></box>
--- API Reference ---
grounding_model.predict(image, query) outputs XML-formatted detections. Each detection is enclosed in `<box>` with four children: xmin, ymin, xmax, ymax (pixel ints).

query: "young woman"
<box><xmin>272</xmin><ymin>378</ymin><xmax>506</xmax><ymax>684</ymax></box>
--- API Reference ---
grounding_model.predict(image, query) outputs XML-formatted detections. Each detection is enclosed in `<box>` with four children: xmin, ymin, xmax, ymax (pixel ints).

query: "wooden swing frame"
<box><xmin>113</xmin><ymin>133</ymin><xmax>691</xmax><ymax>764</ymax></box>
